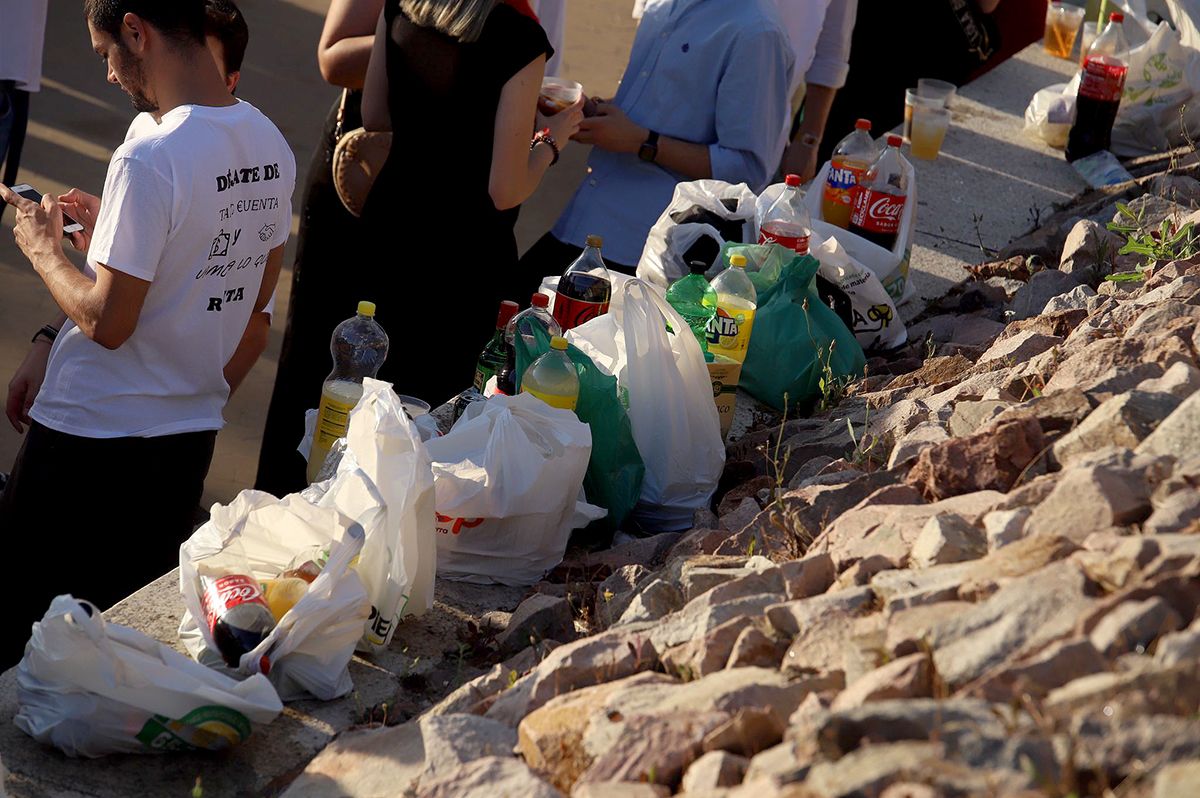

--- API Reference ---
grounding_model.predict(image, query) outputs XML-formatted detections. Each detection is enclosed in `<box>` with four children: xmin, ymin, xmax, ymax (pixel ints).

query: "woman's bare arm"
<box><xmin>318</xmin><ymin>0</ymin><xmax>386</xmax><ymax>89</ymax></box>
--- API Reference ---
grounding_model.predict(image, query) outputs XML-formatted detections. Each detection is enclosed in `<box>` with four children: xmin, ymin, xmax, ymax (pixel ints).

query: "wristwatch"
<box><xmin>638</xmin><ymin>130</ymin><xmax>660</xmax><ymax>163</ymax></box>
<box><xmin>31</xmin><ymin>324</ymin><xmax>59</xmax><ymax>346</ymax></box>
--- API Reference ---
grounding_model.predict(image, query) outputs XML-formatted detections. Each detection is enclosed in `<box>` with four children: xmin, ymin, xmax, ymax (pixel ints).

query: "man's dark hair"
<box><xmin>83</xmin><ymin>0</ymin><xmax>207</xmax><ymax>46</ymax></box>
<box><xmin>205</xmin><ymin>0</ymin><xmax>249</xmax><ymax>75</ymax></box>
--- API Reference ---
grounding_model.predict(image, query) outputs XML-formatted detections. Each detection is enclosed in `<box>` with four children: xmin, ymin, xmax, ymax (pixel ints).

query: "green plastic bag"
<box><xmin>717</xmin><ymin>241</ymin><xmax>794</xmax><ymax>294</ymax></box>
<box><xmin>740</xmin><ymin>254</ymin><xmax>866</xmax><ymax>413</ymax></box>
<box><xmin>515</xmin><ymin>324</ymin><xmax>645</xmax><ymax>533</ymax></box>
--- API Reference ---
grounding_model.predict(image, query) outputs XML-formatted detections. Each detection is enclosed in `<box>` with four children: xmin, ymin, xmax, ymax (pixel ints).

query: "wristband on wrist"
<box><xmin>531</xmin><ymin>127</ymin><xmax>560</xmax><ymax>166</ymax></box>
<box><xmin>798</xmin><ymin>132</ymin><xmax>821</xmax><ymax>149</ymax></box>
<box><xmin>31</xmin><ymin>324</ymin><xmax>59</xmax><ymax>346</ymax></box>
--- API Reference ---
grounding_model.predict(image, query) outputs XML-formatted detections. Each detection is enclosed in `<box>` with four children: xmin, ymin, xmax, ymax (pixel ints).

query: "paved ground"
<box><xmin>0</xmin><ymin>0</ymin><xmax>637</xmax><ymax>510</ymax></box>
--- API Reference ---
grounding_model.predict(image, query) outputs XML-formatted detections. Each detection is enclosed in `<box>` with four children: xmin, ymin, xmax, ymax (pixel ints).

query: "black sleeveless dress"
<box><xmin>255</xmin><ymin>4</ymin><xmax>550</xmax><ymax>497</ymax></box>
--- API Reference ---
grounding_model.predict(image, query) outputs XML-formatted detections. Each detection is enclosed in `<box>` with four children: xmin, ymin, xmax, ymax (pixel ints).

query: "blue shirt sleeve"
<box><xmin>708</xmin><ymin>22</ymin><xmax>795</xmax><ymax>192</ymax></box>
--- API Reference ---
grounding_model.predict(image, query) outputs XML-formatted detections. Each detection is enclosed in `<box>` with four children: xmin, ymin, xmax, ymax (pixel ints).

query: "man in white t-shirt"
<box><xmin>0</xmin><ymin>0</ymin><xmax>295</xmax><ymax>660</ymax></box>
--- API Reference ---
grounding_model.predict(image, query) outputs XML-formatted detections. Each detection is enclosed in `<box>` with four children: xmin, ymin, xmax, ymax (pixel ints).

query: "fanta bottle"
<box><xmin>706</xmin><ymin>254</ymin><xmax>757</xmax><ymax>363</ymax></box>
<box><xmin>821</xmin><ymin>119</ymin><xmax>878</xmax><ymax>229</ymax></box>
<box><xmin>521</xmin><ymin>336</ymin><xmax>580</xmax><ymax>411</ymax></box>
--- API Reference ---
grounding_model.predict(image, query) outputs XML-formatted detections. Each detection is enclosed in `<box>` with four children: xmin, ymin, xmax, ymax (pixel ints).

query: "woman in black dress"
<box><xmin>254</xmin><ymin>0</ymin><xmax>385</xmax><ymax>498</ymax></box>
<box><xmin>358</xmin><ymin>0</ymin><xmax>581</xmax><ymax>398</ymax></box>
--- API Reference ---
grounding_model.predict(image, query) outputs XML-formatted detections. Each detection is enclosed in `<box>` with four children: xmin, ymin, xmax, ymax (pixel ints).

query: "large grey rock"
<box><xmin>429</xmin><ymin>641</ymin><xmax>560</xmax><ymax>716</ymax></box>
<box><xmin>498</xmin><ymin>593</ymin><xmax>577</xmax><ymax>657</ymax></box>
<box><xmin>870</xmin><ymin>561</ymin><xmax>975</xmax><ymax>612</ymax></box>
<box><xmin>1010</xmin><ymin>269</ymin><xmax>1082</xmax><ymax>320</ymax></box>
<box><xmin>964</xmin><ymin>637</ymin><xmax>1105</xmax><ymax>702</ymax></box>
<box><xmin>647</xmin><ymin>592</ymin><xmax>783</xmax><ymax>655</ymax></box>
<box><xmin>1089</xmin><ymin>596</ymin><xmax>1182</xmax><ymax>657</ymax></box>
<box><xmin>1138</xmin><ymin>391</ymin><xmax>1200</xmax><ymax>460</ymax></box>
<box><xmin>720</xmin><ymin>497</ymin><xmax>763</xmax><ymax>532</ymax></box>
<box><xmin>1026</xmin><ymin>453</ymin><xmax>1164</xmax><ymax>542</ymax></box>
<box><xmin>417</xmin><ymin>756</ymin><xmax>563</xmax><ymax>798</ymax></box>
<box><xmin>778</xmin><ymin>552</ymin><xmax>836</xmax><ymax>599</ymax></box>
<box><xmin>680</xmin><ymin>750</ymin><xmax>749</xmax><ymax>792</ymax></box>
<box><xmin>977</xmin><ymin>331</ymin><xmax>1062</xmax><ymax>366</ymax></box>
<box><xmin>1059</xmin><ymin>218</ymin><xmax>1125</xmax><ymax>285</ymax></box>
<box><xmin>1044</xmin><ymin>283</ymin><xmax>1098</xmax><ymax>312</ymax></box>
<box><xmin>887</xmin><ymin>422</ymin><xmax>950</xmax><ymax>468</ymax></box>
<box><xmin>831</xmin><ymin>653</ymin><xmax>933</xmax><ymax>710</ymax></box>
<box><xmin>946</xmin><ymin>400</ymin><xmax>1012</xmax><ymax>438</ymax></box>
<box><xmin>573</xmin><ymin>785</ymin><xmax>669</xmax><ymax>798</ymax></box>
<box><xmin>283</xmin><ymin>714</ymin><xmax>519</xmax><ymax>798</ymax></box>
<box><xmin>1156</xmin><ymin>617</ymin><xmax>1200</xmax><ymax>666</ymax></box>
<box><xmin>982</xmin><ymin>507</ymin><xmax>1031</xmax><ymax>551</ymax></box>
<box><xmin>596</xmin><ymin>565</ymin><xmax>651</xmax><ymax>629</ymax></box>
<box><xmin>1053</xmin><ymin>390</ymin><xmax>1182</xmax><ymax>468</ymax></box>
<box><xmin>1154</xmin><ymin>760</ymin><xmax>1200</xmax><ymax>798</ymax></box>
<box><xmin>804</xmin><ymin>742</ymin><xmax>946</xmax><ymax>798</ymax></box>
<box><xmin>929</xmin><ymin>561</ymin><xmax>1096</xmax><ymax>688</ymax></box>
<box><xmin>617</xmin><ymin>579</ymin><xmax>684</xmax><ymax>625</ymax></box>
<box><xmin>661</xmin><ymin>615</ymin><xmax>755</xmax><ymax>680</ymax></box>
<box><xmin>909</xmin><ymin>513</ymin><xmax>987</xmax><ymax>567</ymax></box>
<box><xmin>1137</xmin><ymin>360</ymin><xmax>1200</xmax><ymax>399</ymax></box>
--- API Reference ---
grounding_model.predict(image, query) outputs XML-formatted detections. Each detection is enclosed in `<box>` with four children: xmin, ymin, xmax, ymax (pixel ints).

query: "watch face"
<box><xmin>639</xmin><ymin>143</ymin><xmax>656</xmax><ymax>162</ymax></box>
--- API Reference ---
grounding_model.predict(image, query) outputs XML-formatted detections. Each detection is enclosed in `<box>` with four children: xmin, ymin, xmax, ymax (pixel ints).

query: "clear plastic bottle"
<box><xmin>706</xmin><ymin>254</ymin><xmax>758</xmax><ymax>363</ymax></box>
<box><xmin>553</xmin><ymin>234</ymin><xmax>612</xmax><ymax>331</ymax></box>
<box><xmin>666</xmin><ymin>260</ymin><xmax>718</xmax><ymax>353</ymax></box>
<box><xmin>307</xmin><ymin>301</ymin><xmax>390</xmax><ymax>483</ymax></box>
<box><xmin>521</xmin><ymin>335</ymin><xmax>580</xmax><ymax>411</ymax></box>
<box><xmin>473</xmin><ymin>300</ymin><xmax>520</xmax><ymax>392</ymax></box>
<box><xmin>821</xmin><ymin>119</ymin><xmax>879</xmax><ymax>229</ymax></box>
<box><xmin>497</xmin><ymin>294</ymin><xmax>563</xmax><ymax>396</ymax></box>
<box><xmin>759</xmin><ymin>175</ymin><xmax>812</xmax><ymax>255</ymax></box>
<box><xmin>1066</xmin><ymin>12</ymin><xmax>1130</xmax><ymax>162</ymax></box>
<box><xmin>848</xmin><ymin>134</ymin><xmax>909</xmax><ymax>252</ymax></box>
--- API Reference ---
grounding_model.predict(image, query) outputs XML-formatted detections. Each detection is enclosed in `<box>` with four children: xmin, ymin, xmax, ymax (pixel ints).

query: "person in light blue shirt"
<box><xmin>518</xmin><ymin>0</ymin><xmax>794</xmax><ymax>280</ymax></box>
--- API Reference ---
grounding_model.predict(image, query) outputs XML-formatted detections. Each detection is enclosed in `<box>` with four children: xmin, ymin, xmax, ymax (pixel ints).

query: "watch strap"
<box><xmin>639</xmin><ymin>130</ymin><xmax>660</xmax><ymax>163</ymax></box>
<box><xmin>32</xmin><ymin>324</ymin><xmax>59</xmax><ymax>345</ymax></box>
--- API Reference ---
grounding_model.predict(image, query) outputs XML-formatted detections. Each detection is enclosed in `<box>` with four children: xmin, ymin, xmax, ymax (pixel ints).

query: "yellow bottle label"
<box><xmin>315</xmin><ymin>393</ymin><xmax>357</xmax><ymax>448</ymax></box>
<box><xmin>706</xmin><ymin>302</ymin><xmax>756</xmax><ymax>363</ymax></box>
<box><xmin>522</xmin><ymin>386</ymin><xmax>578</xmax><ymax>411</ymax></box>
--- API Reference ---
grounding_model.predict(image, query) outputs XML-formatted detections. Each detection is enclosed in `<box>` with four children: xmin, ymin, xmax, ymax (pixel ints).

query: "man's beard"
<box><xmin>116</xmin><ymin>45</ymin><xmax>157</xmax><ymax>114</ymax></box>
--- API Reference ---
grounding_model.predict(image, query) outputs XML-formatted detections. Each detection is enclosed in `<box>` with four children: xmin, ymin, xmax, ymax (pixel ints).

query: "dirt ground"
<box><xmin>0</xmin><ymin>0</ymin><xmax>637</xmax><ymax>509</ymax></box>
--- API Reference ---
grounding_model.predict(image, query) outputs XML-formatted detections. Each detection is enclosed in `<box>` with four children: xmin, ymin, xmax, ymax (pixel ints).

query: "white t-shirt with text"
<box><xmin>33</xmin><ymin>100</ymin><xmax>295</xmax><ymax>439</ymax></box>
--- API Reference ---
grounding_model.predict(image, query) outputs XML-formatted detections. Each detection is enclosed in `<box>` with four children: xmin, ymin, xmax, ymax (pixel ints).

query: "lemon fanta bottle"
<box><xmin>307</xmin><ymin>301</ymin><xmax>390</xmax><ymax>483</ymax></box>
<box><xmin>521</xmin><ymin>335</ymin><xmax>580</xmax><ymax>411</ymax></box>
<box><xmin>706</xmin><ymin>254</ymin><xmax>757</xmax><ymax>363</ymax></box>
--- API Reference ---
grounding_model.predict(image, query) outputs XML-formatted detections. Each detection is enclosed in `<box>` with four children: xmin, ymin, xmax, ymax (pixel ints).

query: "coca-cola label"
<box><xmin>552</xmin><ymin>294</ymin><xmax>609</xmax><ymax>331</ymax></box>
<box><xmin>1079</xmin><ymin>56</ymin><xmax>1128</xmax><ymax>103</ymax></box>
<box><xmin>200</xmin><ymin>574</ymin><xmax>268</xmax><ymax>633</ymax></box>
<box><xmin>758</xmin><ymin>229</ymin><xmax>810</xmax><ymax>255</ymax></box>
<box><xmin>850</xmin><ymin>187</ymin><xmax>905</xmax><ymax>236</ymax></box>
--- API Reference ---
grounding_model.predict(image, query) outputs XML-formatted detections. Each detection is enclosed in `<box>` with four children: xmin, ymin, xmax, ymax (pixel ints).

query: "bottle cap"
<box><xmin>704</xmin><ymin>351</ymin><xmax>715</xmax><ymax>363</ymax></box>
<box><xmin>730</xmin><ymin>254</ymin><xmax>747</xmax><ymax>269</ymax></box>
<box><xmin>1110</xmin><ymin>11</ymin><xmax>1124</xmax><ymax>22</ymax></box>
<box><xmin>357</xmin><ymin>301</ymin><xmax>376</xmax><ymax>317</ymax></box>
<box><xmin>855</xmin><ymin>118</ymin><xmax>871</xmax><ymax>130</ymax></box>
<box><xmin>497</xmin><ymin>300</ymin><xmax>519</xmax><ymax>327</ymax></box>
<box><xmin>886</xmin><ymin>134</ymin><xmax>903</xmax><ymax>148</ymax></box>
<box><xmin>550</xmin><ymin>335</ymin><xmax>568</xmax><ymax>350</ymax></box>
<box><xmin>585</xmin><ymin>234</ymin><xmax>603</xmax><ymax>248</ymax></box>
<box><xmin>531</xmin><ymin>293</ymin><xmax>550</xmax><ymax>308</ymax></box>
<box><xmin>784</xmin><ymin>174</ymin><xmax>802</xmax><ymax>187</ymax></box>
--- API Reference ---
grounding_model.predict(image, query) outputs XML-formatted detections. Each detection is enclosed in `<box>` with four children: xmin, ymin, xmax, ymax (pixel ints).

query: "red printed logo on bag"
<box><xmin>435</xmin><ymin>513</ymin><xmax>485</xmax><ymax>536</ymax></box>
<box><xmin>851</xmin><ymin>189</ymin><xmax>905</xmax><ymax>235</ymax></box>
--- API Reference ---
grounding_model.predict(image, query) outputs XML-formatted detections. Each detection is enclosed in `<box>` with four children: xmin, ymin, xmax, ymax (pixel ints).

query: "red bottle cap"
<box><xmin>886</xmin><ymin>134</ymin><xmax>903</xmax><ymax>148</ymax></box>
<box><xmin>531</xmin><ymin>293</ymin><xmax>550</xmax><ymax>308</ymax></box>
<box><xmin>1110</xmin><ymin>11</ymin><xmax>1124</xmax><ymax>22</ymax></box>
<box><xmin>497</xmin><ymin>300</ymin><xmax>519</xmax><ymax>327</ymax></box>
<box><xmin>855</xmin><ymin>119</ymin><xmax>871</xmax><ymax>130</ymax></box>
<box><xmin>784</xmin><ymin>174</ymin><xmax>802</xmax><ymax>187</ymax></box>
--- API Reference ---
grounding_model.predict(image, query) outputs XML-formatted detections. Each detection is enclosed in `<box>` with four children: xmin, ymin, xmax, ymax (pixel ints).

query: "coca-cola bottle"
<box><xmin>759</xmin><ymin>174</ymin><xmax>812</xmax><ymax>255</ymax></box>
<box><xmin>196</xmin><ymin>540</ymin><xmax>276</xmax><ymax>668</ymax></box>
<box><xmin>1066</xmin><ymin>12</ymin><xmax>1130</xmax><ymax>163</ymax></box>
<box><xmin>848</xmin><ymin>134</ymin><xmax>909</xmax><ymax>251</ymax></box>
<box><xmin>553</xmin><ymin>235</ymin><xmax>612</xmax><ymax>331</ymax></box>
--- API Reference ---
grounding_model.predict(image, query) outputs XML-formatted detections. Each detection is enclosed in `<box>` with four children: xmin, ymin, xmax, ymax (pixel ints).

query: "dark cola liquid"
<box><xmin>848</xmin><ymin>220</ymin><xmax>899</xmax><ymax>251</ymax></box>
<box><xmin>553</xmin><ymin>273</ymin><xmax>611</xmax><ymax>330</ymax></box>
<box><xmin>213</xmin><ymin>615</ymin><xmax>272</xmax><ymax>667</ymax></box>
<box><xmin>1066</xmin><ymin>95</ymin><xmax>1120</xmax><ymax>162</ymax></box>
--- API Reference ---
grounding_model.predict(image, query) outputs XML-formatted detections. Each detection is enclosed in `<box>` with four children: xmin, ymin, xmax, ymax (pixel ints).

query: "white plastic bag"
<box><xmin>636</xmin><ymin>180</ymin><xmax>759</xmax><ymax>289</ymax></box>
<box><xmin>16</xmin><ymin>595</ymin><xmax>282</xmax><ymax>757</ymax></box>
<box><xmin>794</xmin><ymin>165</ymin><xmax>919</xmax><ymax>305</ymax></box>
<box><xmin>568</xmin><ymin>279</ymin><xmax>725</xmax><ymax>531</ymax></box>
<box><xmin>304</xmin><ymin>379</ymin><xmax>438</xmax><ymax>651</ymax></box>
<box><xmin>810</xmin><ymin>230</ymin><xmax>907</xmax><ymax>351</ymax></box>
<box><xmin>1112</xmin><ymin>20</ymin><xmax>1200</xmax><ymax>157</ymax></box>
<box><xmin>426</xmin><ymin>393</ymin><xmax>600</xmax><ymax>585</ymax></box>
<box><xmin>180</xmin><ymin>496</ymin><xmax>370</xmax><ymax>701</ymax></box>
<box><xmin>1024</xmin><ymin>78</ymin><xmax>1077</xmax><ymax>149</ymax></box>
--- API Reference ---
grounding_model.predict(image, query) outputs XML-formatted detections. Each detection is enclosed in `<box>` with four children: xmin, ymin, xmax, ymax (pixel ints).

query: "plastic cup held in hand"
<box><xmin>538</xmin><ymin>77</ymin><xmax>582</xmax><ymax>116</ymax></box>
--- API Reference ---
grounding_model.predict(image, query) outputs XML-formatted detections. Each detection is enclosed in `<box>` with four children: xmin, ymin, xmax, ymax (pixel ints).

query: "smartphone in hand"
<box><xmin>9</xmin><ymin>184</ymin><xmax>84</xmax><ymax>235</ymax></box>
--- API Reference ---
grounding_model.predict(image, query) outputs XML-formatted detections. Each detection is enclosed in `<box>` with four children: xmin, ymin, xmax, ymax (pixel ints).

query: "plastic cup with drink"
<box><xmin>538</xmin><ymin>77</ymin><xmax>583</xmax><ymax>117</ymax></box>
<box><xmin>917</xmin><ymin>78</ymin><xmax>956</xmax><ymax>107</ymax></box>
<box><xmin>903</xmin><ymin>90</ymin><xmax>944</xmax><ymax>143</ymax></box>
<box><xmin>909</xmin><ymin>105</ymin><xmax>951</xmax><ymax>160</ymax></box>
<box><xmin>1044</xmin><ymin>2</ymin><xmax>1087</xmax><ymax>59</ymax></box>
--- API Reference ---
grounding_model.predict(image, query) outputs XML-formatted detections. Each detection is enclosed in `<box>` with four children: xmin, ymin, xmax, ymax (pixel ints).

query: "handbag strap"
<box><xmin>334</xmin><ymin>88</ymin><xmax>350</xmax><ymax>140</ymax></box>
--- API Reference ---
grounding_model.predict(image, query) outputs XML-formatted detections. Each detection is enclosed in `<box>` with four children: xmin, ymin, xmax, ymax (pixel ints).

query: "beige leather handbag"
<box><xmin>331</xmin><ymin>90</ymin><xmax>392</xmax><ymax>218</ymax></box>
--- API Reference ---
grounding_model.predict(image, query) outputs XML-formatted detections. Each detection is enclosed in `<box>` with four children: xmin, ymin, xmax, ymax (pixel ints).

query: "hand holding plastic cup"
<box><xmin>538</xmin><ymin>78</ymin><xmax>583</xmax><ymax>117</ymax></box>
<box><xmin>910</xmin><ymin>105</ymin><xmax>951</xmax><ymax>160</ymax></box>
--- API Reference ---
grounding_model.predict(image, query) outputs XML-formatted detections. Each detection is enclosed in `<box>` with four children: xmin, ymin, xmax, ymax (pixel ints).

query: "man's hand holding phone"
<box><xmin>57</xmin><ymin>188</ymin><xmax>101</xmax><ymax>253</ymax></box>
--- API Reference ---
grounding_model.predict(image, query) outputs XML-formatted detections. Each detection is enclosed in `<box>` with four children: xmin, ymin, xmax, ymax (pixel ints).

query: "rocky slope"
<box><xmin>282</xmin><ymin>183</ymin><xmax>1200</xmax><ymax>798</ymax></box>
